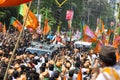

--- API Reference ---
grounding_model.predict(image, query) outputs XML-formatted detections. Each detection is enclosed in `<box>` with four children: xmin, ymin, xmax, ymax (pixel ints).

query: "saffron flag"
<box><xmin>91</xmin><ymin>40</ymin><xmax>101</xmax><ymax>53</ymax></box>
<box><xmin>103</xmin><ymin>67</ymin><xmax>120</xmax><ymax>80</ymax></box>
<box><xmin>63</xmin><ymin>76</ymin><xmax>66</xmax><ymax>80</ymax></box>
<box><xmin>77</xmin><ymin>68</ymin><xmax>82</xmax><ymax>80</ymax></box>
<box><xmin>96</xmin><ymin>18</ymin><xmax>104</xmax><ymax>37</ymax></box>
<box><xmin>107</xmin><ymin>25</ymin><xmax>111</xmax><ymax>36</ymax></box>
<box><xmin>43</xmin><ymin>19</ymin><xmax>50</xmax><ymax>35</ymax></box>
<box><xmin>3</xmin><ymin>23</ymin><xmax>6</xmax><ymax>34</ymax></box>
<box><xmin>10</xmin><ymin>17</ymin><xmax>22</xmax><ymax>32</ymax></box>
<box><xmin>19</xmin><ymin>4</ymin><xmax>39</xmax><ymax>30</ymax></box>
<box><xmin>100</xmin><ymin>20</ymin><xmax>104</xmax><ymax>34</ymax></box>
<box><xmin>43</xmin><ymin>9</ymin><xmax>50</xmax><ymax>35</ymax></box>
<box><xmin>83</xmin><ymin>25</ymin><xmax>97</xmax><ymax>42</ymax></box>
<box><xmin>0</xmin><ymin>0</ymin><xmax>31</xmax><ymax>7</ymax></box>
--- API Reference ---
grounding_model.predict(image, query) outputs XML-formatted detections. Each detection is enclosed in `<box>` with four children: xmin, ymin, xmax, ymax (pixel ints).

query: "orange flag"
<box><xmin>19</xmin><ymin>4</ymin><xmax>39</xmax><ymax>30</ymax></box>
<box><xmin>10</xmin><ymin>17</ymin><xmax>22</xmax><ymax>32</ymax></box>
<box><xmin>63</xmin><ymin>76</ymin><xmax>66</xmax><ymax>80</ymax></box>
<box><xmin>100</xmin><ymin>19</ymin><xmax>104</xmax><ymax>34</ymax></box>
<box><xmin>3</xmin><ymin>23</ymin><xmax>6</xmax><ymax>34</ymax></box>
<box><xmin>93</xmin><ymin>41</ymin><xmax>101</xmax><ymax>53</ymax></box>
<box><xmin>77</xmin><ymin>69</ymin><xmax>82</xmax><ymax>80</ymax></box>
<box><xmin>43</xmin><ymin>19</ymin><xmax>50</xmax><ymax>35</ymax></box>
<box><xmin>26</xmin><ymin>10</ymin><xmax>39</xmax><ymax>29</ymax></box>
<box><xmin>96</xmin><ymin>18</ymin><xmax>104</xmax><ymax>36</ymax></box>
<box><xmin>83</xmin><ymin>25</ymin><xmax>97</xmax><ymax>42</ymax></box>
<box><xmin>0</xmin><ymin>0</ymin><xmax>31</xmax><ymax>7</ymax></box>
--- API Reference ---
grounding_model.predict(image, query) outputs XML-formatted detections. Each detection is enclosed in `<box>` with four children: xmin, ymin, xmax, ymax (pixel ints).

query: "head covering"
<box><xmin>99</xmin><ymin>46</ymin><xmax>116</xmax><ymax>66</ymax></box>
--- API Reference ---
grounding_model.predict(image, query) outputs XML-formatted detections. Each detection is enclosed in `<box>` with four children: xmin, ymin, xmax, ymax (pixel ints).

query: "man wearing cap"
<box><xmin>94</xmin><ymin>46</ymin><xmax>120</xmax><ymax>80</ymax></box>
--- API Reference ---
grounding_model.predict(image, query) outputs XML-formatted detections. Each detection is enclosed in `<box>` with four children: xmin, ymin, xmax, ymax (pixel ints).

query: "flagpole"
<box><xmin>3</xmin><ymin>1</ymin><xmax>32</xmax><ymax>80</ymax></box>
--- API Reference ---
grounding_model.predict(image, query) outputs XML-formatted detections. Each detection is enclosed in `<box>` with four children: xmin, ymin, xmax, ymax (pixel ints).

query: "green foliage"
<box><xmin>80</xmin><ymin>0</ymin><xmax>114</xmax><ymax>30</ymax></box>
<box><xmin>0</xmin><ymin>0</ymin><xmax>115</xmax><ymax>32</ymax></box>
<box><xmin>0</xmin><ymin>6</ymin><xmax>20</xmax><ymax>29</ymax></box>
<box><xmin>39</xmin><ymin>7</ymin><xmax>56</xmax><ymax>29</ymax></box>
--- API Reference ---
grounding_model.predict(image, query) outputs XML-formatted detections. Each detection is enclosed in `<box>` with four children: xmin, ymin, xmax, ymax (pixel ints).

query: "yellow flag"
<box><xmin>19</xmin><ymin>4</ymin><xmax>39</xmax><ymax>30</ymax></box>
<box><xmin>57</xmin><ymin>25</ymin><xmax>60</xmax><ymax>33</ymax></box>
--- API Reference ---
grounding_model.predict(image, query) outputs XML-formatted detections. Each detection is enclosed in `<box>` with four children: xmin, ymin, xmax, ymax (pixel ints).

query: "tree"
<box><xmin>0</xmin><ymin>6</ymin><xmax>20</xmax><ymax>29</ymax></box>
<box><xmin>0</xmin><ymin>0</ymin><xmax>114</xmax><ymax>32</ymax></box>
<box><xmin>80</xmin><ymin>0</ymin><xmax>114</xmax><ymax>30</ymax></box>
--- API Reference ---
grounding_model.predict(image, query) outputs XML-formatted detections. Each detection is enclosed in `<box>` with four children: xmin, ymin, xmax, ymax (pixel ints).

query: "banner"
<box><xmin>19</xmin><ymin>4</ymin><xmax>39</xmax><ymax>30</ymax></box>
<box><xmin>10</xmin><ymin>17</ymin><xmax>22</xmax><ymax>32</ymax></box>
<box><xmin>66</xmin><ymin>10</ymin><xmax>74</xmax><ymax>20</ymax></box>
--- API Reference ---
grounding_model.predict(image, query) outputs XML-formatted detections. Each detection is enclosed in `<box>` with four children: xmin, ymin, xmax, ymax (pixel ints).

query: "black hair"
<box><xmin>69</xmin><ymin>70</ymin><xmax>74</xmax><ymax>77</ymax></box>
<box><xmin>7</xmin><ymin>75</ymin><xmax>12</xmax><ymax>80</ymax></box>
<box><xmin>40</xmin><ymin>66</ymin><xmax>45</xmax><ymax>72</ymax></box>
<box><xmin>41</xmin><ymin>63</ymin><xmax>46</xmax><ymax>67</ymax></box>
<box><xmin>76</xmin><ymin>57</ymin><xmax>80</xmax><ymax>62</ymax></box>
<box><xmin>75</xmin><ymin>61</ymin><xmax>80</xmax><ymax>68</ymax></box>
<box><xmin>45</xmin><ymin>57</ymin><xmax>48</xmax><ymax>63</ymax></box>
<box><xmin>20</xmin><ymin>65</ymin><xmax>26</xmax><ymax>72</ymax></box>
<box><xmin>13</xmin><ymin>70</ymin><xmax>19</xmax><ymax>79</ymax></box>
<box><xmin>54</xmin><ymin>70</ymin><xmax>60</xmax><ymax>78</ymax></box>
<box><xmin>33</xmin><ymin>52</ymin><xmax>38</xmax><ymax>56</ymax></box>
<box><xmin>1</xmin><ymin>61</ymin><xmax>7</xmax><ymax>68</ymax></box>
<box><xmin>32</xmin><ymin>59</ymin><xmax>38</xmax><ymax>65</ymax></box>
<box><xmin>49</xmin><ymin>64</ymin><xmax>54</xmax><ymax>71</ymax></box>
<box><xmin>99</xmin><ymin>46</ymin><xmax>116</xmax><ymax>66</ymax></box>
<box><xmin>99</xmin><ymin>53</ymin><xmax>116</xmax><ymax>66</ymax></box>
<box><xmin>49</xmin><ymin>77</ymin><xmax>55</xmax><ymax>80</ymax></box>
<box><xmin>28</xmin><ymin>72</ymin><xmax>39</xmax><ymax>80</ymax></box>
<box><xmin>65</xmin><ymin>60</ymin><xmax>72</xmax><ymax>69</ymax></box>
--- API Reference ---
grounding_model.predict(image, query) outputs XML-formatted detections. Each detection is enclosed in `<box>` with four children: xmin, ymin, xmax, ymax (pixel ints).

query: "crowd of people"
<box><xmin>0</xmin><ymin>29</ymin><xmax>120</xmax><ymax>80</ymax></box>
